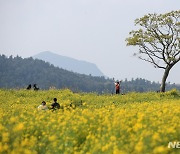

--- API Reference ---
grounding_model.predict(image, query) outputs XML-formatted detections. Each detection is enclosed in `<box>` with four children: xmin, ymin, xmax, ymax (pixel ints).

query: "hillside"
<box><xmin>0</xmin><ymin>54</ymin><xmax>179</xmax><ymax>92</ymax></box>
<box><xmin>0</xmin><ymin>55</ymin><xmax>112</xmax><ymax>93</ymax></box>
<box><xmin>33</xmin><ymin>51</ymin><xmax>104</xmax><ymax>76</ymax></box>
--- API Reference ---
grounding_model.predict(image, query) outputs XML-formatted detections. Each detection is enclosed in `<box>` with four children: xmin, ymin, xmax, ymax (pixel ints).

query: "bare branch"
<box><xmin>139</xmin><ymin>57</ymin><xmax>166</xmax><ymax>69</ymax></box>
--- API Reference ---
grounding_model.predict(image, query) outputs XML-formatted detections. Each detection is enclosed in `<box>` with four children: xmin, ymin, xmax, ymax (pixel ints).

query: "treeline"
<box><xmin>121</xmin><ymin>78</ymin><xmax>180</xmax><ymax>93</ymax></box>
<box><xmin>0</xmin><ymin>54</ymin><xmax>179</xmax><ymax>93</ymax></box>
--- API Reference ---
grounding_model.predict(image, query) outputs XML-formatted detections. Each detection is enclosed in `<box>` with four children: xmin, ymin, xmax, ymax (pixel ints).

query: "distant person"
<box><xmin>50</xmin><ymin>98</ymin><xmax>60</xmax><ymax>110</ymax></box>
<box><xmin>27</xmin><ymin>84</ymin><xmax>31</xmax><ymax>90</ymax></box>
<box><xmin>115</xmin><ymin>81</ymin><xmax>121</xmax><ymax>94</ymax></box>
<box><xmin>34</xmin><ymin>84</ymin><xmax>39</xmax><ymax>91</ymax></box>
<box><xmin>38</xmin><ymin>101</ymin><xmax>48</xmax><ymax>110</ymax></box>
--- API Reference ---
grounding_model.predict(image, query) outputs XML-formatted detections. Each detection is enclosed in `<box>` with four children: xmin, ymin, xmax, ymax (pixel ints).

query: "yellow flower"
<box><xmin>110</xmin><ymin>136</ymin><xmax>116</xmax><ymax>141</ymax></box>
<box><xmin>13</xmin><ymin>123</ymin><xmax>24</xmax><ymax>132</ymax></box>
<box><xmin>153</xmin><ymin>146</ymin><xmax>166</xmax><ymax>153</ymax></box>
<box><xmin>0</xmin><ymin>124</ymin><xmax>4</xmax><ymax>131</ymax></box>
<box><xmin>48</xmin><ymin>135</ymin><xmax>56</xmax><ymax>141</ymax></box>
<box><xmin>102</xmin><ymin>144</ymin><xmax>109</xmax><ymax>152</ymax></box>
<box><xmin>152</xmin><ymin>133</ymin><xmax>160</xmax><ymax>141</ymax></box>
<box><xmin>10</xmin><ymin>117</ymin><xmax>17</xmax><ymax>123</ymax></box>
<box><xmin>24</xmin><ymin>149</ymin><xmax>34</xmax><ymax>154</ymax></box>
<box><xmin>21</xmin><ymin>138</ymin><xmax>30</xmax><ymax>147</ymax></box>
<box><xmin>113</xmin><ymin>146</ymin><xmax>126</xmax><ymax>154</ymax></box>
<box><xmin>135</xmin><ymin>141</ymin><xmax>143</xmax><ymax>153</ymax></box>
<box><xmin>2</xmin><ymin>132</ymin><xmax>9</xmax><ymax>143</ymax></box>
<box><xmin>133</xmin><ymin>122</ymin><xmax>142</xmax><ymax>131</ymax></box>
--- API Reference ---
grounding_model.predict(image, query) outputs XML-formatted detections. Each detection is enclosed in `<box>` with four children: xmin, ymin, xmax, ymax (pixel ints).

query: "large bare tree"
<box><xmin>126</xmin><ymin>10</ymin><xmax>180</xmax><ymax>92</ymax></box>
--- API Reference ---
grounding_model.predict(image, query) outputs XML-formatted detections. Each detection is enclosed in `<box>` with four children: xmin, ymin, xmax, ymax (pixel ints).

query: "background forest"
<box><xmin>0</xmin><ymin>55</ymin><xmax>179</xmax><ymax>93</ymax></box>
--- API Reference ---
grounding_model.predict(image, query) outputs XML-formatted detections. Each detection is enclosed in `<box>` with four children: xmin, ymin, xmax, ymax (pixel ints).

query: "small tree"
<box><xmin>126</xmin><ymin>10</ymin><xmax>180</xmax><ymax>92</ymax></box>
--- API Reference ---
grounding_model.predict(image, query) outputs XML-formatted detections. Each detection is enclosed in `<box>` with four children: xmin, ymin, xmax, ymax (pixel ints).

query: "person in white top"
<box><xmin>38</xmin><ymin>101</ymin><xmax>48</xmax><ymax>110</ymax></box>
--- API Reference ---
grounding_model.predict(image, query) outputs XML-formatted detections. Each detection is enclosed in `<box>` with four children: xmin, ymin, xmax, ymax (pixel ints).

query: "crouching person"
<box><xmin>38</xmin><ymin>101</ymin><xmax>48</xmax><ymax>111</ymax></box>
<box><xmin>50</xmin><ymin>98</ymin><xmax>60</xmax><ymax>111</ymax></box>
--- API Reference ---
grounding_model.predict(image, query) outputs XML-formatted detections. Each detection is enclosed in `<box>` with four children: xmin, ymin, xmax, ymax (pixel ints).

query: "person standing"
<box><xmin>115</xmin><ymin>81</ymin><xmax>121</xmax><ymax>94</ymax></box>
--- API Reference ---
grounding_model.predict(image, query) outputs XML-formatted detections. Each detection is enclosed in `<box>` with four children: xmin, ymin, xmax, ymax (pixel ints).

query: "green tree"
<box><xmin>126</xmin><ymin>10</ymin><xmax>180</xmax><ymax>92</ymax></box>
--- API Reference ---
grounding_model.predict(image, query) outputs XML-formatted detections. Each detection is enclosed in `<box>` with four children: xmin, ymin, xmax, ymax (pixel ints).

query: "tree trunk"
<box><xmin>160</xmin><ymin>66</ymin><xmax>172</xmax><ymax>92</ymax></box>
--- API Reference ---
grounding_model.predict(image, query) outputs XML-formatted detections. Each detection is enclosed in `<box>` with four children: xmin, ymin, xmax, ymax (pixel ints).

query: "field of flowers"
<box><xmin>0</xmin><ymin>89</ymin><xmax>180</xmax><ymax>154</ymax></box>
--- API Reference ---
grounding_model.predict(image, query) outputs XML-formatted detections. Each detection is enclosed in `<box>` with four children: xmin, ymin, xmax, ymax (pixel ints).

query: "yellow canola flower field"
<box><xmin>0</xmin><ymin>89</ymin><xmax>180</xmax><ymax>154</ymax></box>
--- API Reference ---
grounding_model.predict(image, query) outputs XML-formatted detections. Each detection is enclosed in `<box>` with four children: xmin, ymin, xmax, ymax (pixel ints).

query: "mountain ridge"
<box><xmin>33</xmin><ymin>51</ymin><xmax>104</xmax><ymax>77</ymax></box>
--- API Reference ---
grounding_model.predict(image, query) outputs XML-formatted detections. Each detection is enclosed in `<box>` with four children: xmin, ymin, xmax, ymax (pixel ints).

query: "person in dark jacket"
<box><xmin>27</xmin><ymin>84</ymin><xmax>31</xmax><ymax>90</ymax></box>
<box><xmin>50</xmin><ymin>98</ymin><xmax>60</xmax><ymax>110</ymax></box>
<box><xmin>33</xmin><ymin>84</ymin><xmax>39</xmax><ymax>91</ymax></box>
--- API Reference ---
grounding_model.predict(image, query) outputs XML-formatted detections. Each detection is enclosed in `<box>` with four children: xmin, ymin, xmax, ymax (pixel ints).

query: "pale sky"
<box><xmin>0</xmin><ymin>0</ymin><xmax>180</xmax><ymax>84</ymax></box>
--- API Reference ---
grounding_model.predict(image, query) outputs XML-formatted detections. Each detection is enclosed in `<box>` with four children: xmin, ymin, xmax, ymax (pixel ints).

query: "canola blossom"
<box><xmin>0</xmin><ymin>89</ymin><xmax>180</xmax><ymax>154</ymax></box>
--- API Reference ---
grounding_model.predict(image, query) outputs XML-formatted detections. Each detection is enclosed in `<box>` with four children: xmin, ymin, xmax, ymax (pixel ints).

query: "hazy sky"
<box><xmin>0</xmin><ymin>0</ymin><xmax>180</xmax><ymax>84</ymax></box>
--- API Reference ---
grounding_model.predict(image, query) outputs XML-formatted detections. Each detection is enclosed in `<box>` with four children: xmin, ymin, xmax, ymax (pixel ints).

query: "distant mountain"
<box><xmin>33</xmin><ymin>51</ymin><xmax>104</xmax><ymax>76</ymax></box>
